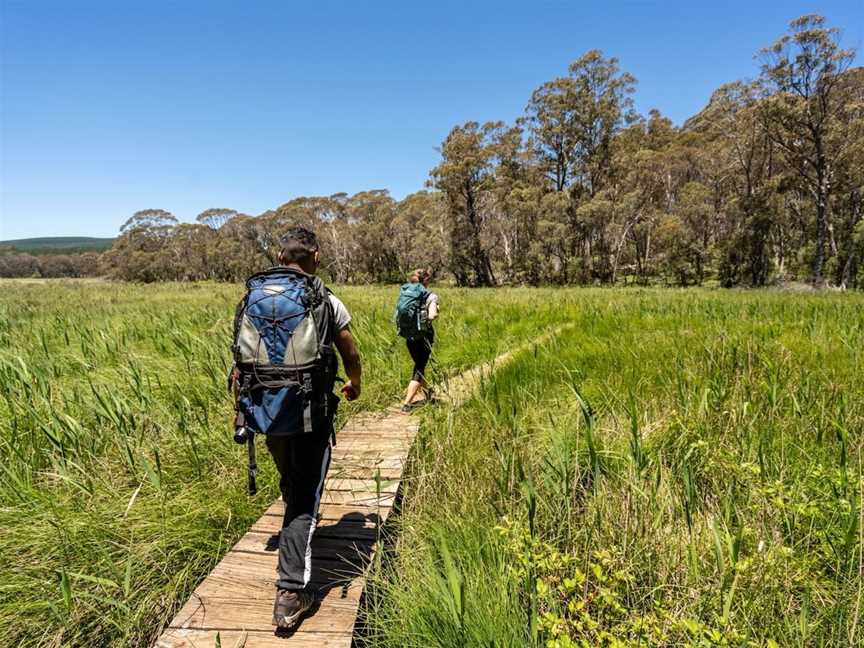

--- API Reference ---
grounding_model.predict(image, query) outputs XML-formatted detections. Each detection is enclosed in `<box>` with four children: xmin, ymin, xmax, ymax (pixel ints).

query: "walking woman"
<box><xmin>394</xmin><ymin>268</ymin><xmax>439</xmax><ymax>412</ymax></box>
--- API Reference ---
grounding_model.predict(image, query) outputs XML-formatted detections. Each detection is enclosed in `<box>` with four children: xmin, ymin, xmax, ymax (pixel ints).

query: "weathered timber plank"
<box><xmin>341</xmin><ymin>415</ymin><xmax>419</xmax><ymax>429</ymax></box>
<box><xmin>324</xmin><ymin>478</ymin><xmax>400</xmax><ymax>494</ymax></box>
<box><xmin>329</xmin><ymin>456</ymin><xmax>406</xmax><ymax>469</ymax></box>
<box><xmin>329</xmin><ymin>455</ymin><xmax>406</xmax><ymax>470</ymax></box>
<box><xmin>252</xmin><ymin>515</ymin><xmax>378</xmax><ymax>538</ymax></box>
<box><xmin>328</xmin><ymin>458</ymin><xmax>406</xmax><ymax>475</ymax></box>
<box><xmin>212</xmin><ymin>549</ymin><xmax>365</xmax><ymax>580</ymax></box>
<box><xmin>168</xmin><ymin>595</ymin><xmax>360</xmax><ymax>634</ymax></box>
<box><xmin>156</xmin><ymin>629</ymin><xmax>352</xmax><ymax>648</ymax></box>
<box><xmin>261</xmin><ymin>502</ymin><xmax>390</xmax><ymax>526</ymax></box>
<box><xmin>327</xmin><ymin>467</ymin><xmax>404</xmax><ymax>480</ymax></box>
<box><xmin>194</xmin><ymin>555</ymin><xmax>365</xmax><ymax>600</ymax></box>
<box><xmin>191</xmin><ymin>574</ymin><xmax>364</xmax><ymax>604</ymax></box>
<box><xmin>329</xmin><ymin>440</ymin><xmax>412</xmax><ymax>453</ymax></box>
<box><xmin>319</xmin><ymin>490</ymin><xmax>395</xmax><ymax>507</ymax></box>
<box><xmin>191</xmin><ymin>572</ymin><xmax>364</xmax><ymax>604</ymax></box>
<box><xmin>232</xmin><ymin>531</ymin><xmax>374</xmax><ymax>560</ymax></box>
<box><xmin>338</xmin><ymin>425</ymin><xmax>417</xmax><ymax>438</ymax></box>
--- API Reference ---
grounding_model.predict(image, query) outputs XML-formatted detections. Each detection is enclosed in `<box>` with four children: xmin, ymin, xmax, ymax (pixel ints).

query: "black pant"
<box><xmin>266</xmin><ymin>432</ymin><xmax>331</xmax><ymax>591</ymax></box>
<box><xmin>406</xmin><ymin>332</ymin><xmax>433</xmax><ymax>382</ymax></box>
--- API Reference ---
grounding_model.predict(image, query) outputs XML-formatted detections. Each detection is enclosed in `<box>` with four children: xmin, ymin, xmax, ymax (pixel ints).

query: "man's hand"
<box><xmin>341</xmin><ymin>381</ymin><xmax>360</xmax><ymax>401</ymax></box>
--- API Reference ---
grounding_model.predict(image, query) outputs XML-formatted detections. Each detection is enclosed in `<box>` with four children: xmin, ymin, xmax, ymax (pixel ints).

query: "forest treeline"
<box><xmin>2</xmin><ymin>15</ymin><xmax>862</xmax><ymax>287</ymax></box>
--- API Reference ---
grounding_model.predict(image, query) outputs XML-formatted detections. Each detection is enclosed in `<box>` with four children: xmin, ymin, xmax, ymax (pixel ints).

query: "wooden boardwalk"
<box><xmin>154</xmin><ymin>412</ymin><xmax>416</xmax><ymax>648</ymax></box>
<box><xmin>154</xmin><ymin>326</ymin><xmax>569</xmax><ymax>648</ymax></box>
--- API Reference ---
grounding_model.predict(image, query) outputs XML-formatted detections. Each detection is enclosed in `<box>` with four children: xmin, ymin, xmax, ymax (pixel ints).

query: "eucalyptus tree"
<box><xmin>523</xmin><ymin>50</ymin><xmax>639</xmax><ymax>281</ymax></box>
<box><xmin>430</xmin><ymin>121</ymin><xmax>501</xmax><ymax>286</ymax></box>
<box><xmin>690</xmin><ymin>82</ymin><xmax>781</xmax><ymax>285</ymax></box>
<box><xmin>195</xmin><ymin>208</ymin><xmax>238</xmax><ymax>230</ymax></box>
<box><xmin>758</xmin><ymin>14</ymin><xmax>857</xmax><ymax>284</ymax></box>
<box><xmin>392</xmin><ymin>191</ymin><xmax>449</xmax><ymax>279</ymax></box>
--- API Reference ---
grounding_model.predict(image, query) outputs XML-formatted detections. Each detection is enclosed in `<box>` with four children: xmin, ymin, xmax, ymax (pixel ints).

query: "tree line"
<box><xmin>3</xmin><ymin>15</ymin><xmax>861</xmax><ymax>288</ymax></box>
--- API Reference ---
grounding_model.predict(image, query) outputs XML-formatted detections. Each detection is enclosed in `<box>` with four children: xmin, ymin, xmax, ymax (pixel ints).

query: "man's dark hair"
<box><xmin>279</xmin><ymin>227</ymin><xmax>319</xmax><ymax>263</ymax></box>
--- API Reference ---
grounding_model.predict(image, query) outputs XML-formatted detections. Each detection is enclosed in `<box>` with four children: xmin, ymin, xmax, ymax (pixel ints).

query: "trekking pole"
<box><xmin>232</xmin><ymin>405</ymin><xmax>257</xmax><ymax>496</ymax></box>
<box><xmin>230</xmin><ymin>369</ymin><xmax>257</xmax><ymax>496</ymax></box>
<box><xmin>246</xmin><ymin>428</ymin><xmax>258</xmax><ymax>496</ymax></box>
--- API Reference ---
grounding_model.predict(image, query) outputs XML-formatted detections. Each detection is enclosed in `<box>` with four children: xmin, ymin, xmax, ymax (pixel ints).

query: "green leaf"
<box><xmin>59</xmin><ymin>569</ymin><xmax>72</xmax><ymax>611</ymax></box>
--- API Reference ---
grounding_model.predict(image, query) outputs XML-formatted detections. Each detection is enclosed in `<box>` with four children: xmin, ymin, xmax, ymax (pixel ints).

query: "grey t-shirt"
<box><xmin>329</xmin><ymin>293</ymin><xmax>351</xmax><ymax>331</ymax></box>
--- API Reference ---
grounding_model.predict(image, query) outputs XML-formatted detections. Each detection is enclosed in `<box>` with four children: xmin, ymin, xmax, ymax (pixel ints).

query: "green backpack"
<box><xmin>395</xmin><ymin>283</ymin><xmax>429</xmax><ymax>339</ymax></box>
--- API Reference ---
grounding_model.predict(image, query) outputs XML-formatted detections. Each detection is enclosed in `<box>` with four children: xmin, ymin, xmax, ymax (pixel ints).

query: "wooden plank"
<box><xmin>329</xmin><ymin>456</ymin><xmax>406</xmax><ymax>470</ymax></box>
<box><xmin>329</xmin><ymin>440</ymin><xmax>412</xmax><ymax>453</ymax></box>
<box><xmin>156</xmin><ymin>629</ymin><xmax>352</xmax><ymax>648</ymax></box>
<box><xmin>213</xmin><ymin>548</ymin><xmax>366</xmax><ymax>579</ymax></box>
<box><xmin>232</xmin><ymin>531</ymin><xmax>374</xmax><ymax>560</ymax></box>
<box><xmin>329</xmin><ymin>455</ymin><xmax>406</xmax><ymax>470</ymax></box>
<box><xmin>251</xmin><ymin>515</ymin><xmax>378</xmax><ymax>539</ymax></box>
<box><xmin>327</xmin><ymin>467</ymin><xmax>403</xmax><ymax>480</ymax></box>
<box><xmin>320</xmin><ymin>489</ymin><xmax>395</xmax><ymax>507</ymax></box>
<box><xmin>168</xmin><ymin>595</ymin><xmax>360</xmax><ymax>634</ymax></box>
<box><xmin>191</xmin><ymin>575</ymin><xmax>364</xmax><ymax>605</ymax></box>
<box><xmin>339</xmin><ymin>425</ymin><xmax>417</xmax><ymax>438</ymax></box>
<box><xmin>328</xmin><ymin>460</ymin><xmax>406</xmax><ymax>477</ymax></box>
<box><xmin>324</xmin><ymin>478</ymin><xmax>401</xmax><ymax>494</ymax></box>
<box><xmin>260</xmin><ymin>502</ymin><xmax>389</xmax><ymax>525</ymax></box>
<box><xmin>194</xmin><ymin>555</ymin><xmax>365</xmax><ymax>600</ymax></box>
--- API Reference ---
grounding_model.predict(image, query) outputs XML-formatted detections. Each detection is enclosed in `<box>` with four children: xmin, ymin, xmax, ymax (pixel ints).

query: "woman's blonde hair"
<box><xmin>409</xmin><ymin>268</ymin><xmax>431</xmax><ymax>284</ymax></box>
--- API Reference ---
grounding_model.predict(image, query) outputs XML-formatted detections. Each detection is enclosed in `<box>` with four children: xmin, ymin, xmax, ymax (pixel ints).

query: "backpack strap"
<box><xmin>231</xmin><ymin>292</ymin><xmax>249</xmax><ymax>364</ymax></box>
<box><xmin>302</xmin><ymin>372</ymin><xmax>314</xmax><ymax>434</ymax></box>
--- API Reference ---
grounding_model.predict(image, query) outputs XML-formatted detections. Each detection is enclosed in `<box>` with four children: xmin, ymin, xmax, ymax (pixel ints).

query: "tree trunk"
<box><xmin>813</xmin><ymin>198</ymin><xmax>827</xmax><ymax>285</ymax></box>
<box><xmin>464</xmin><ymin>182</ymin><xmax>493</xmax><ymax>286</ymax></box>
<box><xmin>812</xmin><ymin>137</ymin><xmax>830</xmax><ymax>286</ymax></box>
<box><xmin>839</xmin><ymin>190</ymin><xmax>862</xmax><ymax>290</ymax></box>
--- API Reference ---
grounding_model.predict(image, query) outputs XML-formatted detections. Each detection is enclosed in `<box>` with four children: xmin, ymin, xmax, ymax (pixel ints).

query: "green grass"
<box><xmin>0</xmin><ymin>281</ymin><xmax>567</xmax><ymax>647</ymax></box>
<box><xmin>363</xmin><ymin>289</ymin><xmax>864</xmax><ymax>647</ymax></box>
<box><xmin>1</xmin><ymin>283</ymin><xmax>861</xmax><ymax>646</ymax></box>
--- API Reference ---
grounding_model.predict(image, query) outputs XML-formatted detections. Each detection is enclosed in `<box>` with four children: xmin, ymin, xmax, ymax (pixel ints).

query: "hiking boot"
<box><xmin>273</xmin><ymin>588</ymin><xmax>314</xmax><ymax>629</ymax></box>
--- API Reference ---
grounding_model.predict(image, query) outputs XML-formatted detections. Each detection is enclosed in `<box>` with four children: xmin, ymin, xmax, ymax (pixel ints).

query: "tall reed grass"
<box><xmin>364</xmin><ymin>289</ymin><xmax>864</xmax><ymax>647</ymax></box>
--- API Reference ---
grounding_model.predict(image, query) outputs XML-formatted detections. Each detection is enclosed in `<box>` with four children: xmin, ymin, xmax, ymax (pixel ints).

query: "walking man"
<box><xmin>395</xmin><ymin>268</ymin><xmax>439</xmax><ymax>411</ymax></box>
<box><xmin>230</xmin><ymin>227</ymin><xmax>361</xmax><ymax>629</ymax></box>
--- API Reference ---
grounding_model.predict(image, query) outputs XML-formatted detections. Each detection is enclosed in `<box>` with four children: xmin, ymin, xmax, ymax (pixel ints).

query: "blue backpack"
<box><xmin>231</xmin><ymin>267</ymin><xmax>338</xmax><ymax>438</ymax></box>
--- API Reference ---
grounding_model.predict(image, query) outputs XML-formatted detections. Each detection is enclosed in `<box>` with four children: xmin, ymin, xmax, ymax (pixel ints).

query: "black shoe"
<box><xmin>273</xmin><ymin>588</ymin><xmax>314</xmax><ymax>629</ymax></box>
<box><xmin>400</xmin><ymin>403</ymin><xmax>414</xmax><ymax>413</ymax></box>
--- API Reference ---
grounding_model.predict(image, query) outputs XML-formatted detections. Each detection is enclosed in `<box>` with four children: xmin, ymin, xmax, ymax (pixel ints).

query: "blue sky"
<box><xmin>1</xmin><ymin>1</ymin><xmax>862</xmax><ymax>240</ymax></box>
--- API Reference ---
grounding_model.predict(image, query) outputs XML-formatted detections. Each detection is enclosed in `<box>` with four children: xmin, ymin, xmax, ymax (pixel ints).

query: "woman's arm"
<box><xmin>427</xmin><ymin>296</ymin><xmax>439</xmax><ymax>322</ymax></box>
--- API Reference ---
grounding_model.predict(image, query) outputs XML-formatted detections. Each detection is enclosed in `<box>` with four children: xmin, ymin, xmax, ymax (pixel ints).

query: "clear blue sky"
<box><xmin>1</xmin><ymin>1</ymin><xmax>862</xmax><ymax>240</ymax></box>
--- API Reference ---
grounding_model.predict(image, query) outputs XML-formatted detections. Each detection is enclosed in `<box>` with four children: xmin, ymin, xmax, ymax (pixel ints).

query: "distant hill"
<box><xmin>0</xmin><ymin>236</ymin><xmax>115</xmax><ymax>255</ymax></box>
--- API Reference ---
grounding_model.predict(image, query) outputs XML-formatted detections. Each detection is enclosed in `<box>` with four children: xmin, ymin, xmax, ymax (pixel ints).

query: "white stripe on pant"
<box><xmin>303</xmin><ymin>443</ymin><xmax>330</xmax><ymax>585</ymax></box>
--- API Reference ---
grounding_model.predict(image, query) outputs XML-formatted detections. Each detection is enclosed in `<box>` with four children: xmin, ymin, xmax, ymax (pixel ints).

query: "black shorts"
<box><xmin>406</xmin><ymin>332</ymin><xmax>434</xmax><ymax>382</ymax></box>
